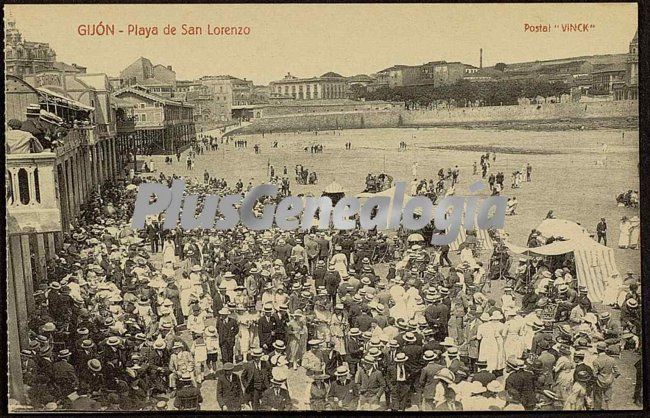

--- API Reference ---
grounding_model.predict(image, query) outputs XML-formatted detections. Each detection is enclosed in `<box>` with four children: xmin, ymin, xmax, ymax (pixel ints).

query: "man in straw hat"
<box><xmin>386</xmin><ymin>352</ymin><xmax>411</xmax><ymax>410</ymax></box>
<box><xmin>240</xmin><ymin>347</ymin><xmax>272</xmax><ymax>410</ymax></box>
<box><xmin>419</xmin><ymin>350</ymin><xmax>443</xmax><ymax>411</ymax></box>
<box><xmin>356</xmin><ymin>354</ymin><xmax>386</xmax><ymax>410</ymax></box>
<box><xmin>260</xmin><ymin>367</ymin><xmax>292</xmax><ymax>410</ymax></box>
<box><xmin>173</xmin><ymin>372</ymin><xmax>202</xmax><ymax>410</ymax></box>
<box><xmin>216</xmin><ymin>362</ymin><xmax>244</xmax><ymax>411</ymax></box>
<box><xmin>328</xmin><ymin>365</ymin><xmax>359</xmax><ymax>410</ymax></box>
<box><xmin>216</xmin><ymin>307</ymin><xmax>238</xmax><ymax>363</ymax></box>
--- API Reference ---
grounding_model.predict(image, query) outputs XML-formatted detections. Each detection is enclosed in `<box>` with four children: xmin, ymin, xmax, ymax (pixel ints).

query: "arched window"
<box><xmin>34</xmin><ymin>168</ymin><xmax>41</xmax><ymax>203</ymax></box>
<box><xmin>6</xmin><ymin>170</ymin><xmax>14</xmax><ymax>204</ymax></box>
<box><xmin>18</xmin><ymin>168</ymin><xmax>30</xmax><ymax>205</ymax></box>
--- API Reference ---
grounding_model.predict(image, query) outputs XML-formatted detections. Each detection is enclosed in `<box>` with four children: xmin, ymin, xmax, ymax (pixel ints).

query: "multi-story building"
<box><xmin>269</xmin><ymin>72</ymin><xmax>349</xmax><ymax>100</ymax></box>
<box><xmin>615</xmin><ymin>29</ymin><xmax>639</xmax><ymax>100</ymax></box>
<box><xmin>198</xmin><ymin>75</ymin><xmax>235</xmax><ymax>122</ymax></box>
<box><xmin>419</xmin><ymin>61</ymin><xmax>472</xmax><ymax>86</ymax></box>
<box><xmin>252</xmin><ymin>85</ymin><xmax>270</xmax><ymax>104</ymax></box>
<box><xmin>113</xmin><ymin>85</ymin><xmax>195</xmax><ymax>154</ymax></box>
<box><xmin>119</xmin><ymin>57</ymin><xmax>177</xmax><ymax>90</ymax></box>
<box><xmin>6</xmin><ymin>74</ymin><xmax>123</xmax><ymax>405</ymax></box>
<box><xmin>374</xmin><ymin>65</ymin><xmax>422</xmax><ymax>88</ymax></box>
<box><xmin>591</xmin><ymin>64</ymin><xmax>627</xmax><ymax>97</ymax></box>
<box><xmin>231</xmin><ymin>77</ymin><xmax>254</xmax><ymax>106</ymax></box>
<box><xmin>5</xmin><ymin>18</ymin><xmax>57</xmax><ymax>77</ymax></box>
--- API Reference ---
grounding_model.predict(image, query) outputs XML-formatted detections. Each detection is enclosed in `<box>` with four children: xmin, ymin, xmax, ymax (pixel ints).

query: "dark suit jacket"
<box><xmin>216</xmin><ymin>373</ymin><xmax>244</xmax><ymax>409</ymax></box>
<box><xmin>260</xmin><ymin>387</ymin><xmax>292</xmax><ymax>410</ymax></box>
<box><xmin>258</xmin><ymin>315</ymin><xmax>278</xmax><ymax>349</ymax></box>
<box><xmin>240</xmin><ymin>360</ymin><xmax>271</xmax><ymax>392</ymax></box>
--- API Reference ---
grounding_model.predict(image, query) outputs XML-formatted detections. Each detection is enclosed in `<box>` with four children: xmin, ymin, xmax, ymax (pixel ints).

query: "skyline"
<box><xmin>5</xmin><ymin>3</ymin><xmax>638</xmax><ymax>84</ymax></box>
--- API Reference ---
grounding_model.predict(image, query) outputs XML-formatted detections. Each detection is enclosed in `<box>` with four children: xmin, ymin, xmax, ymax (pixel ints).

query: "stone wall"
<box><xmin>234</xmin><ymin>110</ymin><xmax>401</xmax><ymax>134</ymax></box>
<box><xmin>230</xmin><ymin>100</ymin><xmax>638</xmax><ymax>134</ymax></box>
<box><xmin>259</xmin><ymin>100</ymin><xmax>399</xmax><ymax>117</ymax></box>
<box><xmin>401</xmin><ymin>100</ymin><xmax>638</xmax><ymax>126</ymax></box>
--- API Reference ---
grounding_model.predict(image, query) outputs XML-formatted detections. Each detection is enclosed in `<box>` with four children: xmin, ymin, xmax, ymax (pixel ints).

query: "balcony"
<box><xmin>6</xmin><ymin>152</ymin><xmax>62</xmax><ymax>234</ymax></box>
<box><xmin>116</xmin><ymin>117</ymin><xmax>136</xmax><ymax>133</ymax></box>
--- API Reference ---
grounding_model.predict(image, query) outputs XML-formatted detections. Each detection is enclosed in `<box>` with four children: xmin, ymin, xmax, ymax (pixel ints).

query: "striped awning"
<box><xmin>504</xmin><ymin>235</ymin><xmax>618</xmax><ymax>303</ymax></box>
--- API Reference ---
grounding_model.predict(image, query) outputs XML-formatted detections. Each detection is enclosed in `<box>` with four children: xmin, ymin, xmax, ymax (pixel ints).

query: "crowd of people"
<box><xmin>15</xmin><ymin>149</ymin><xmax>642</xmax><ymax>412</ymax></box>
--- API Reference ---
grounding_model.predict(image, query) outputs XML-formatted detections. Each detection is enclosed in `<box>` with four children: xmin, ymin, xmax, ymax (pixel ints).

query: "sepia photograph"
<box><xmin>4</xmin><ymin>2</ymin><xmax>642</xmax><ymax>413</ymax></box>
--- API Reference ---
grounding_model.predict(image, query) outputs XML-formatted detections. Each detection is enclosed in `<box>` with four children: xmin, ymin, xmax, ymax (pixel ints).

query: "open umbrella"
<box><xmin>408</xmin><ymin>233</ymin><xmax>425</xmax><ymax>242</ymax></box>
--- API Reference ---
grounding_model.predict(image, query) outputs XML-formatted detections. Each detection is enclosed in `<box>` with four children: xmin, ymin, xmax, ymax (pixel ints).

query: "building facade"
<box><xmin>269</xmin><ymin>72</ymin><xmax>349</xmax><ymax>100</ymax></box>
<box><xmin>119</xmin><ymin>57</ymin><xmax>177</xmax><ymax>91</ymax></box>
<box><xmin>5</xmin><ymin>18</ymin><xmax>57</xmax><ymax>77</ymax></box>
<box><xmin>113</xmin><ymin>86</ymin><xmax>195</xmax><ymax>154</ymax></box>
<box><xmin>6</xmin><ymin>74</ymin><xmax>125</xmax><ymax>404</ymax></box>
<box><xmin>419</xmin><ymin>61</ymin><xmax>471</xmax><ymax>86</ymax></box>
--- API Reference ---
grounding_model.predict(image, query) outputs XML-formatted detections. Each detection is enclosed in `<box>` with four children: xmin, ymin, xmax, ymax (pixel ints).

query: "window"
<box><xmin>140</xmin><ymin>103</ymin><xmax>146</xmax><ymax>108</ymax></box>
<box><xmin>141</xmin><ymin>114</ymin><xmax>147</xmax><ymax>122</ymax></box>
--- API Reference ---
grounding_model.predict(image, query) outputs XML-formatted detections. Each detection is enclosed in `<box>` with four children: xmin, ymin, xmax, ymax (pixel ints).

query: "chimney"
<box><xmin>167</xmin><ymin>65</ymin><xmax>173</xmax><ymax>71</ymax></box>
<box><xmin>480</xmin><ymin>48</ymin><xmax>483</xmax><ymax>69</ymax></box>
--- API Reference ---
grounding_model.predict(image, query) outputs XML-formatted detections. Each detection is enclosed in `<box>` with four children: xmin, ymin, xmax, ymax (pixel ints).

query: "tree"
<box><xmin>495</xmin><ymin>62</ymin><xmax>507</xmax><ymax>72</ymax></box>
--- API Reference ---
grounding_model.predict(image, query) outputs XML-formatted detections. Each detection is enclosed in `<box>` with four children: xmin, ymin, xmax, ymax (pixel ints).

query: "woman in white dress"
<box><xmin>330</xmin><ymin>246</ymin><xmax>348</xmax><ymax>278</ymax></box>
<box><xmin>502</xmin><ymin>310</ymin><xmax>525</xmax><ymax>360</ymax></box>
<box><xmin>628</xmin><ymin>216</ymin><xmax>640</xmax><ymax>249</ymax></box>
<box><xmin>602</xmin><ymin>272</ymin><xmax>624</xmax><ymax>307</ymax></box>
<box><xmin>389</xmin><ymin>282</ymin><xmax>409</xmax><ymax>320</ymax></box>
<box><xmin>476</xmin><ymin>310</ymin><xmax>506</xmax><ymax>373</ymax></box>
<box><xmin>162</xmin><ymin>237</ymin><xmax>177</xmax><ymax>266</ymax></box>
<box><xmin>618</xmin><ymin>216</ymin><xmax>631</xmax><ymax>249</ymax></box>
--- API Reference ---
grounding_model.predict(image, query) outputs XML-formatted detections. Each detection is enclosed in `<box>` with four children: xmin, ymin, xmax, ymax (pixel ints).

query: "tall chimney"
<box><xmin>480</xmin><ymin>48</ymin><xmax>483</xmax><ymax>69</ymax></box>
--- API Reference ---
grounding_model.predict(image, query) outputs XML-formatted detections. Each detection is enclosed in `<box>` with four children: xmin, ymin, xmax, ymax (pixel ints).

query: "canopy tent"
<box><xmin>504</xmin><ymin>219</ymin><xmax>619</xmax><ymax>303</ymax></box>
<box><xmin>356</xmin><ymin>186</ymin><xmax>414</xmax><ymax>224</ymax></box>
<box><xmin>323</xmin><ymin>181</ymin><xmax>345</xmax><ymax>194</ymax></box>
<box><xmin>535</xmin><ymin>218</ymin><xmax>590</xmax><ymax>241</ymax></box>
<box><xmin>322</xmin><ymin>181</ymin><xmax>345</xmax><ymax>205</ymax></box>
<box><xmin>451</xmin><ymin>227</ymin><xmax>495</xmax><ymax>252</ymax></box>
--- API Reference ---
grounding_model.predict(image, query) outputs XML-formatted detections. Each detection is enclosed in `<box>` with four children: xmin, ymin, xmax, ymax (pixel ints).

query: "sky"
<box><xmin>5</xmin><ymin>3</ymin><xmax>638</xmax><ymax>85</ymax></box>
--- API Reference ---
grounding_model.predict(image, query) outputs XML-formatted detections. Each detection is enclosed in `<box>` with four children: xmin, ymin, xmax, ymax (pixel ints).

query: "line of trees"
<box><xmin>357</xmin><ymin>79</ymin><xmax>570</xmax><ymax>107</ymax></box>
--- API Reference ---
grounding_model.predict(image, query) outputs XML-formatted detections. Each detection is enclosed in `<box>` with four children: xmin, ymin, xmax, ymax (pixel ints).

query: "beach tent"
<box><xmin>322</xmin><ymin>181</ymin><xmax>345</xmax><ymax>205</ymax></box>
<box><xmin>451</xmin><ymin>227</ymin><xmax>495</xmax><ymax>252</ymax></box>
<box><xmin>504</xmin><ymin>219</ymin><xmax>619</xmax><ymax>303</ymax></box>
<box><xmin>356</xmin><ymin>186</ymin><xmax>414</xmax><ymax>224</ymax></box>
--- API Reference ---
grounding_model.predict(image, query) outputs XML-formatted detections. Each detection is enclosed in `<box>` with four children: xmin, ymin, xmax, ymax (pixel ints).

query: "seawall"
<box><xmin>229</xmin><ymin>100</ymin><xmax>638</xmax><ymax>135</ymax></box>
<box><xmin>401</xmin><ymin>100</ymin><xmax>638</xmax><ymax>126</ymax></box>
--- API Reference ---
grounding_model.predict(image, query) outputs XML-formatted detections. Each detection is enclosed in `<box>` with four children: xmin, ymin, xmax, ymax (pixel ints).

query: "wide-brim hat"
<box><xmin>506</xmin><ymin>358</ymin><xmax>524</xmax><ymax>370</ymax></box>
<box><xmin>487</xmin><ymin>380</ymin><xmax>504</xmax><ymax>393</ymax></box>
<box><xmin>626</xmin><ymin>299</ymin><xmax>639</xmax><ymax>308</ymax></box>
<box><xmin>440</xmin><ymin>337</ymin><xmax>456</xmax><ymax>347</ymax></box>
<box><xmin>334</xmin><ymin>365</ymin><xmax>349</xmax><ymax>376</ymax></box>
<box><xmin>251</xmin><ymin>348</ymin><xmax>264</xmax><ymax>357</ymax></box>
<box><xmin>403</xmin><ymin>332</ymin><xmax>416</xmax><ymax>343</ymax></box>
<box><xmin>81</xmin><ymin>339</ymin><xmax>95</xmax><ymax>349</ymax></box>
<box><xmin>423</xmin><ymin>350</ymin><xmax>437</xmax><ymax>361</ymax></box>
<box><xmin>273</xmin><ymin>340</ymin><xmax>286</xmax><ymax>350</ymax></box>
<box><xmin>88</xmin><ymin>359</ymin><xmax>102</xmax><ymax>372</ymax></box>
<box><xmin>575</xmin><ymin>370</ymin><xmax>591</xmax><ymax>382</ymax></box>
<box><xmin>435</xmin><ymin>368</ymin><xmax>455</xmax><ymax>385</ymax></box>
<box><xmin>394</xmin><ymin>353</ymin><xmax>409</xmax><ymax>362</ymax></box>
<box><xmin>222</xmin><ymin>362</ymin><xmax>235</xmax><ymax>371</ymax></box>
<box><xmin>58</xmin><ymin>349</ymin><xmax>72</xmax><ymax>358</ymax></box>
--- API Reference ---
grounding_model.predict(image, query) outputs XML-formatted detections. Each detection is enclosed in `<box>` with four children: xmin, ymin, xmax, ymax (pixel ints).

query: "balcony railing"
<box><xmin>6</xmin><ymin>152</ymin><xmax>62</xmax><ymax>234</ymax></box>
<box><xmin>116</xmin><ymin>118</ymin><xmax>136</xmax><ymax>133</ymax></box>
